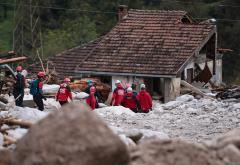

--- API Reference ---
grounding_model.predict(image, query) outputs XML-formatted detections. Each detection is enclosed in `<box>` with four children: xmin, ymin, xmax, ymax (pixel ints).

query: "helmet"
<box><xmin>127</xmin><ymin>87</ymin><xmax>133</xmax><ymax>93</ymax></box>
<box><xmin>115</xmin><ymin>80</ymin><xmax>121</xmax><ymax>84</ymax></box>
<box><xmin>37</xmin><ymin>71</ymin><xmax>45</xmax><ymax>78</ymax></box>
<box><xmin>16</xmin><ymin>66</ymin><xmax>23</xmax><ymax>72</ymax></box>
<box><xmin>64</xmin><ymin>78</ymin><xmax>71</xmax><ymax>83</ymax></box>
<box><xmin>90</xmin><ymin>86</ymin><xmax>96</xmax><ymax>93</ymax></box>
<box><xmin>87</xmin><ymin>80</ymin><xmax>93</xmax><ymax>85</ymax></box>
<box><xmin>140</xmin><ymin>84</ymin><xmax>146</xmax><ymax>89</ymax></box>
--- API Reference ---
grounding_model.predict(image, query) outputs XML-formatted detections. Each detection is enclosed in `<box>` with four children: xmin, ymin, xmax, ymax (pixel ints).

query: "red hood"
<box><xmin>126</xmin><ymin>92</ymin><xmax>133</xmax><ymax>97</ymax></box>
<box><xmin>139</xmin><ymin>90</ymin><xmax>147</xmax><ymax>96</ymax></box>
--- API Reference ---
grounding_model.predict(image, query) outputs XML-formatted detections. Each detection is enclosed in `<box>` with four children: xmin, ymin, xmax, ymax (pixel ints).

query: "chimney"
<box><xmin>118</xmin><ymin>5</ymin><xmax>128</xmax><ymax>22</ymax></box>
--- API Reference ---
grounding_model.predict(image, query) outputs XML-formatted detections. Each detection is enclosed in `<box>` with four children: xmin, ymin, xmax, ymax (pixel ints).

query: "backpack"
<box><xmin>30</xmin><ymin>80</ymin><xmax>39</xmax><ymax>95</ymax></box>
<box><xmin>14</xmin><ymin>73</ymin><xmax>25</xmax><ymax>90</ymax></box>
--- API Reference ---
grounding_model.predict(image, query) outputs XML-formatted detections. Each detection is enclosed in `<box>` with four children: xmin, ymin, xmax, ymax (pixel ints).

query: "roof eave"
<box><xmin>176</xmin><ymin>26</ymin><xmax>217</xmax><ymax>76</ymax></box>
<box><xmin>75</xmin><ymin>70</ymin><xmax>176</xmax><ymax>78</ymax></box>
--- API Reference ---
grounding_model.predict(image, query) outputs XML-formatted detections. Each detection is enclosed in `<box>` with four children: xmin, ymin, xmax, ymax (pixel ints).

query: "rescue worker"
<box><xmin>84</xmin><ymin>80</ymin><xmax>103</xmax><ymax>102</ymax></box>
<box><xmin>131</xmin><ymin>83</ymin><xmax>138</xmax><ymax>96</ymax></box>
<box><xmin>111</xmin><ymin>80</ymin><xmax>125</xmax><ymax>106</ymax></box>
<box><xmin>86</xmin><ymin>86</ymin><xmax>98</xmax><ymax>110</ymax></box>
<box><xmin>30</xmin><ymin>72</ymin><xmax>46</xmax><ymax>111</ymax></box>
<box><xmin>137</xmin><ymin>84</ymin><xmax>152</xmax><ymax>113</ymax></box>
<box><xmin>13</xmin><ymin>66</ymin><xmax>25</xmax><ymax>107</ymax></box>
<box><xmin>124</xmin><ymin>83</ymin><xmax>131</xmax><ymax>93</ymax></box>
<box><xmin>121</xmin><ymin>87</ymin><xmax>139</xmax><ymax>113</ymax></box>
<box><xmin>56</xmin><ymin>78</ymin><xmax>72</xmax><ymax>106</ymax></box>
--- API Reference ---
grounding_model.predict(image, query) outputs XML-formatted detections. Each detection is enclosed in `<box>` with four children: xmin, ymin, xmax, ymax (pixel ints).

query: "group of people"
<box><xmin>111</xmin><ymin>80</ymin><xmax>152</xmax><ymax>113</ymax></box>
<box><xmin>85</xmin><ymin>79</ymin><xmax>152</xmax><ymax>113</ymax></box>
<box><xmin>12</xmin><ymin>66</ymin><xmax>46</xmax><ymax>111</ymax></box>
<box><xmin>12</xmin><ymin>66</ymin><xmax>152</xmax><ymax>113</ymax></box>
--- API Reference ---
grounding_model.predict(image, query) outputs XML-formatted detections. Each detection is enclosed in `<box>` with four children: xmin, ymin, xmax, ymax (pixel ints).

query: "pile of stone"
<box><xmin>0</xmin><ymin>103</ymin><xmax>239</xmax><ymax>165</ymax></box>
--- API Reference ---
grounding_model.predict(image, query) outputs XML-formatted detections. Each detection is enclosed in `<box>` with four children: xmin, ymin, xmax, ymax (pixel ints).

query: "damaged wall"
<box><xmin>164</xmin><ymin>78</ymin><xmax>181</xmax><ymax>103</ymax></box>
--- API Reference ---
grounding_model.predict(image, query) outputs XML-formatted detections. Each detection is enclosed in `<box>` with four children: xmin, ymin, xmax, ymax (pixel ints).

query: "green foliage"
<box><xmin>0</xmin><ymin>0</ymin><xmax>240</xmax><ymax>83</ymax></box>
<box><xmin>0</xmin><ymin>11</ymin><xmax>13</xmax><ymax>51</ymax></box>
<box><xmin>43</xmin><ymin>16</ymin><xmax>97</xmax><ymax>57</ymax></box>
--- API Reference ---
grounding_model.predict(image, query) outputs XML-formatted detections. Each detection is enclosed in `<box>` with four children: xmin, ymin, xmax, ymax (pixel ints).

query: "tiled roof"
<box><xmin>76</xmin><ymin>9</ymin><xmax>215</xmax><ymax>76</ymax></box>
<box><xmin>30</xmin><ymin>9</ymin><xmax>216</xmax><ymax>78</ymax></box>
<box><xmin>29</xmin><ymin>39</ymin><xmax>100</xmax><ymax>78</ymax></box>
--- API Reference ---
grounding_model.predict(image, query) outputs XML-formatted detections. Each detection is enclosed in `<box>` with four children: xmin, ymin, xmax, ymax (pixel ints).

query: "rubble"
<box><xmin>12</xmin><ymin>103</ymin><xmax>130</xmax><ymax>165</ymax></box>
<box><xmin>130</xmin><ymin>139</ymin><xmax>225</xmax><ymax>165</ymax></box>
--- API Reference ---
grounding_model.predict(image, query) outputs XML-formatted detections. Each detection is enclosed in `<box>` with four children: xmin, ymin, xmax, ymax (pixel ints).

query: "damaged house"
<box><xmin>30</xmin><ymin>6</ymin><xmax>222</xmax><ymax>102</ymax></box>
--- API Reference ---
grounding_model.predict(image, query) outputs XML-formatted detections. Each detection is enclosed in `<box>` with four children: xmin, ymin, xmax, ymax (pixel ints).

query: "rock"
<box><xmin>12</xmin><ymin>103</ymin><xmax>130</xmax><ymax>165</ymax></box>
<box><xmin>119</xmin><ymin>134</ymin><xmax>136</xmax><ymax>149</ymax></box>
<box><xmin>131</xmin><ymin>139</ymin><xmax>224</xmax><ymax>165</ymax></box>
<box><xmin>209</xmin><ymin>129</ymin><xmax>240</xmax><ymax>149</ymax></box>
<box><xmin>162</xmin><ymin>101</ymin><xmax>181</xmax><ymax>110</ymax></box>
<box><xmin>217</xmin><ymin>144</ymin><xmax>240</xmax><ymax>165</ymax></box>
<box><xmin>176</xmin><ymin>95</ymin><xmax>194</xmax><ymax>102</ymax></box>
<box><xmin>125</xmin><ymin>130</ymin><xmax>143</xmax><ymax>143</ymax></box>
<box><xmin>0</xmin><ymin>149</ymin><xmax>12</xmax><ymax>165</ymax></box>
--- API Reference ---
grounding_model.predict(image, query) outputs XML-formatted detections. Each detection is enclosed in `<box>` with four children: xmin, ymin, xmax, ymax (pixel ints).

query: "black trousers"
<box><xmin>13</xmin><ymin>90</ymin><xmax>24</xmax><ymax>107</ymax></box>
<box><xmin>33</xmin><ymin>95</ymin><xmax>44</xmax><ymax>111</ymax></box>
<box><xmin>59</xmin><ymin>101</ymin><xmax>68</xmax><ymax>106</ymax></box>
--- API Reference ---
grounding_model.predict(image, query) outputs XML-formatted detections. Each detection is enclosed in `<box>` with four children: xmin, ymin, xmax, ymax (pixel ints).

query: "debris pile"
<box><xmin>70</xmin><ymin>78</ymin><xmax>111</xmax><ymax>101</ymax></box>
<box><xmin>0</xmin><ymin>102</ymin><xmax>239</xmax><ymax>165</ymax></box>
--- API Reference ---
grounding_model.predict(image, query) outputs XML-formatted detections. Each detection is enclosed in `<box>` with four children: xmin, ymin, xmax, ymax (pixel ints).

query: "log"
<box><xmin>0</xmin><ymin>101</ymin><xmax>7</xmax><ymax>110</ymax></box>
<box><xmin>3</xmin><ymin>135</ymin><xmax>17</xmax><ymax>146</ymax></box>
<box><xmin>0</xmin><ymin>96</ymin><xmax>8</xmax><ymax>104</ymax></box>
<box><xmin>0</xmin><ymin>126</ymin><xmax>19</xmax><ymax>133</ymax></box>
<box><xmin>0</xmin><ymin>57</ymin><xmax>27</xmax><ymax>64</ymax></box>
<box><xmin>3</xmin><ymin>119</ymin><xmax>33</xmax><ymax>128</ymax></box>
<box><xmin>181</xmin><ymin>80</ymin><xmax>211</xmax><ymax>98</ymax></box>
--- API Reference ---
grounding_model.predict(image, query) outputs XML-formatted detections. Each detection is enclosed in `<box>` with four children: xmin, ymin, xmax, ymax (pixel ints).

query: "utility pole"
<box><xmin>13</xmin><ymin>0</ymin><xmax>43</xmax><ymax>59</ymax></box>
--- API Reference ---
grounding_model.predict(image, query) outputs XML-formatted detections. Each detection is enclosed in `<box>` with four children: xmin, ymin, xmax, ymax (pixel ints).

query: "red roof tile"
<box><xmin>76</xmin><ymin>9</ymin><xmax>215</xmax><ymax>76</ymax></box>
<box><xmin>30</xmin><ymin>9</ymin><xmax>216</xmax><ymax>78</ymax></box>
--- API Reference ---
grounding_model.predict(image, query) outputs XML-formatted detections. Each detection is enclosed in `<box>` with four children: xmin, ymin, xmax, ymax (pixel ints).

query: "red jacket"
<box><xmin>121</xmin><ymin>93</ymin><xmax>138</xmax><ymax>111</ymax></box>
<box><xmin>56</xmin><ymin>83</ymin><xmax>72</xmax><ymax>102</ymax></box>
<box><xmin>112</xmin><ymin>87</ymin><xmax>125</xmax><ymax>106</ymax></box>
<box><xmin>137</xmin><ymin>90</ymin><xmax>152</xmax><ymax>113</ymax></box>
<box><xmin>86</xmin><ymin>95</ymin><xmax>97</xmax><ymax>110</ymax></box>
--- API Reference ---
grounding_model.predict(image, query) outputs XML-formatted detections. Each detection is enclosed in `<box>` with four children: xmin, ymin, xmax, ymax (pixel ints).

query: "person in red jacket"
<box><xmin>56</xmin><ymin>78</ymin><xmax>72</xmax><ymax>106</ymax></box>
<box><xmin>121</xmin><ymin>87</ymin><xmax>139</xmax><ymax>113</ymax></box>
<box><xmin>137</xmin><ymin>84</ymin><xmax>152</xmax><ymax>113</ymax></box>
<box><xmin>111</xmin><ymin>80</ymin><xmax>125</xmax><ymax>106</ymax></box>
<box><xmin>86</xmin><ymin>86</ymin><xmax>98</xmax><ymax>110</ymax></box>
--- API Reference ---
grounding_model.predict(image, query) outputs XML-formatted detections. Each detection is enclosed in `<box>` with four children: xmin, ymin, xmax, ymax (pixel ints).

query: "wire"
<box><xmin>195</xmin><ymin>18</ymin><xmax>240</xmax><ymax>22</ymax></box>
<box><xmin>0</xmin><ymin>2</ymin><xmax>116</xmax><ymax>14</ymax></box>
<box><xmin>0</xmin><ymin>1</ymin><xmax>240</xmax><ymax>22</ymax></box>
<box><xmin>219</xmin><ymin>4</ymin><xmax>240</xmax><ymax>8</ymax></box>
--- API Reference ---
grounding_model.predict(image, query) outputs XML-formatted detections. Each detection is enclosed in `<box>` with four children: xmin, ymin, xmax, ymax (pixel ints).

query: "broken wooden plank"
<box><xmin>0</xmin><ymin>57</ymin><xmax>27</xmax><ymax>64</ymax></box>
<box><xmin>181</xmin><ymin>80</ymin><xmax>210</xmax><ymax>98</ymax></box>
<box><xmin>3</xmin><ymin>119</ymin><xmax>33</xmax><ymax>128</ymax></box>
<box><xmin>3</xmin><ymin>135</ymin><xmax>17</xmax><ymax>146</ymax></box>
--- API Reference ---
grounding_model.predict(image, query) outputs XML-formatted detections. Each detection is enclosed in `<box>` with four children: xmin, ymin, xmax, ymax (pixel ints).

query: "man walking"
<box><xmin>137</xmin><ymin>84</ymin><xmax>152</xmax><ymax>113</ymax></box>
<box><xmin>13</xmin><ymin>66</ymin><xmax>25</xmax><ymax>107</ymax></box>
<box><xmin>30</xmin><ymin>72</ymin><xmax>46</xmax><ymax>111</ymax></box>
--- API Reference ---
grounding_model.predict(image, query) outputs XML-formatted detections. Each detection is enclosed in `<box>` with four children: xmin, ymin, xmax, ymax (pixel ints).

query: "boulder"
<box><xmin>12</xmin><ymin>103</ymin><xmax>130</xmax><ymax>165</ymax></box>
<box><xmin>207</xmin><ymin>129</ymin><xmax>240</xmax><ymax>165</ymax></box>
<box><xmin>130</xmin><ymin>139</ymin><xmax>224</xmax><ymax>165</ymax></box>
<box><xmin>0</xmin><ymin>149</ymin><xmax>12</xmax><ymax>165</ymax></box>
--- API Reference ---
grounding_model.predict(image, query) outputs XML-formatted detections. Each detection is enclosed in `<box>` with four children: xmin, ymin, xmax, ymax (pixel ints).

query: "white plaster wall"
<box><xmin>111</xmin><ymin>76</ymin><xmax>144</xmax><ymax>91</ymax></box>
<box><xmin>164</xmin><ymin>78</ymin><xmax>181</xmax><ymax>102</ymax></box>
<box><xmin>215</xmin><ymin>59</ymin><xmax>222</xmax><ymax>84</ymax></box>
<box><xmin>198</xmin><ymin>61</ymin><xmax>214</xmax><ymax>74</ymax></box>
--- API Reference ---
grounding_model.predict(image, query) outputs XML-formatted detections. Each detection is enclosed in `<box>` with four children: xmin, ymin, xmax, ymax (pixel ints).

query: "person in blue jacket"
<box><xmin>30</xmin><ymin>72</ymin><xmax>46</xmax><ymax>111</ymax></box>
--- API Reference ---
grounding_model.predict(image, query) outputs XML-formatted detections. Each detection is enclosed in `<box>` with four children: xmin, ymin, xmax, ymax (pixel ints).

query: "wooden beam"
<box><xmin>0</xmin><ymin>57</ymin><xmax>27</xmax><ymax>64</ymax></box>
